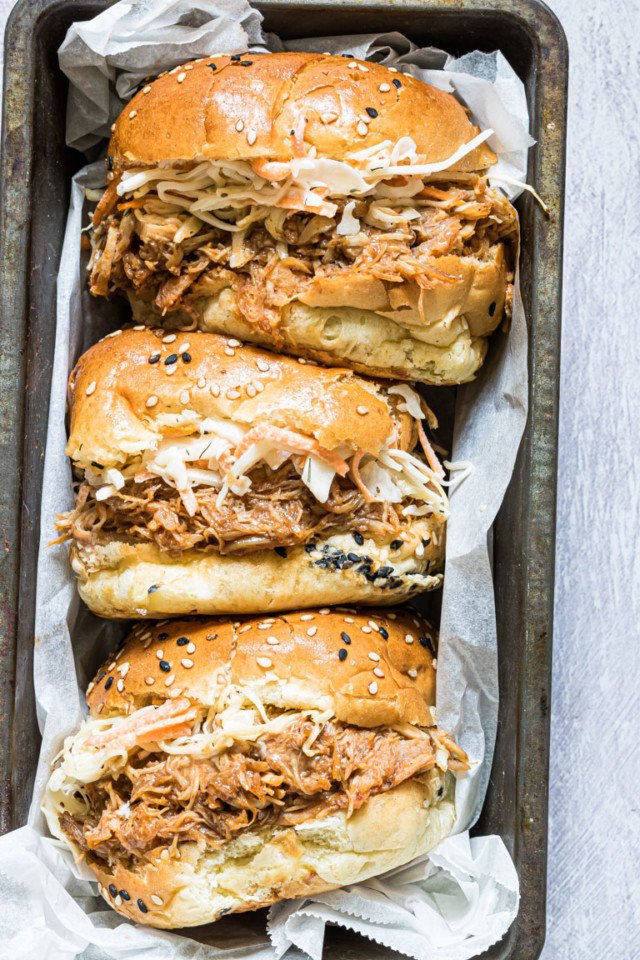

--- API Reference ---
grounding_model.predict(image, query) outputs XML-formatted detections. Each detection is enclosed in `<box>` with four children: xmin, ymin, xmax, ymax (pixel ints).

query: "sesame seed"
<box><xmin>373</xmin><ymin>667</ymin><xmax>385</xmax><ymax>678</ymax></box>
<box><xmin>164</xmin><ymin>353</ymin><xmax>178</xmax><ymax>365</ymax></box>
<box><xmin>177</xmin><ymin>72</ymin><xmax>186</xmax><ymax>83</ymax></box>
<box><xmin>181</xmin><ymin>658</ymin><xmax>194</xmax><ymax>669</ymax></box>
<box><xmin>108</xmin><ymin>884</ymin><xmax>117</xmax><ymax>897</ymax></box>
<box><xmin>348</xmin><ymin>62</ymin><xmax>357</xmax><ymax>69</ymax></box>
<box><xmin>180</xmin><ymin>390</ymin><xmax>190</xmax><ymax>404</ymax></box>
<box><xmin>210</xmin><ymin>384</ymin><xmax>220</xmax><ymax>397</ymax></box>
<box><xmin>156</xmin><ymin>649</ymin><xmax>164</xmax><ymax>659</ymax></box>
<box><xmin>368</xmin><ymin>681</ymin><xmax>378</xmax><ymax>695</ymax></box>
<box><xmin>357</xmin><ymin>121</ymin><xmax>368</xmax><ymax>136</ymax></box>
<box><xmin>353</xmin><ymin>532</ymin><xmax>364</xmax><ymax>545</ymax></box>
<box><xmin>356</xmin><ymin>405</ymin><xmax>369</xmax><ymax>415</ymax></box>
<box><xmin>246</xmin><ymin>129</ymin><xmax>257</xmax><ymax>145</ymax></box>
<box><xmin>392</xmin><ymin>78</ymin><xmax>402</xmax><ymax>88</ymax></box>
<box><xmin>145</xmin><ymin>676</ymin><xmax>155</xmax><ymax>685</ymax></box>
<box><xmin>111</xmin><ymin>123</ymin><xmax>116</xmax><ymax>132</ymax></box>
<box><xmin>225</xmin><ymin>347</ymin><xmax>235</xmax><ymax>357</ymax></box>
<box><xmin>267</xmin><ymin>636</ymin><xmax>279</xmax><ymax>645</ymax></box>
<box><xmin>338</xmin><ymin>648</ymin><xmax>348</xmax><ymax>661</ymax></box>
<box><xmin>341</xmin><ymin>631</ymin><xmax>352</xmax><ymax>645</ymax></box>
<box><xmin>361</xmin><ymin>626</ymin><xmax>372</xmax><ymax>634</ymax></box>
<box><xmin>178</xmin><ymin>342</ymin><xmax>190</xmax><ymax>353</ymax></box>
<box><xmin>365</xmin><ymin>107</ymin><xmax>378</xmax><ymax>118</ymax></box>
<box><xmin>151</xmin><ymin>895</ymin><xmax>163</xmax><ymax>906</ymax></box>
<box><xmin>246</xmin><ymin>383</ymin><xmax>257</xmax><ymax>398</ymax></box>
<box><xmin>197</xmin><ymin>376</ymin><xmax>206</xmax><ymax>388</ymax></box>
<box><xmin>368</xmin><ymin>620</ymin><xmax>379</xmax><ymax>631</ymax></box>
<box><xmin>254</xmin><ymin>380</ymin><xmax>264</xmax><ymax>392</ymax></box>
<box><xmin>357</xmin><ymin>64</ymin><xmax>369</xmax><ymax>72</ymax></box>
<box><xmin>165</xmin><ymin>674</ymin><xmax>175</xmax><ymax>687</ymax></box>
<box><xmin>408</xmin><ymin>668</ymin><xmax>418</xmax><ymax>678</ymax></box>
<box><xmin>379</xmin><ymin>82</ymin><xmax>391</xmax><ymax>92</ymax></box>
<box><xmin>226</xmin><ymin>389</ymin><xmax>240</xmax><ymax>399</ymax></box>
<box><xmin>257</xmin><ymin>657</ymin><xmax>273</xmax><ymax>668</ymax></box>
<box><xmin>166</xmin><ymin>365</ymin><xmax>177</xmax><ymax>376</ymax></box>
<box><xmin>129</xmin><ymin>110</ymin><xmax>137</xmax><ymax>119</ymax></box>
<box><xmin>143</xmin><ymin>85</ymin><xmax>151</xmax><ymax>94</ymax></box>
<box><xmin>186</xmin><ymin>642</ymin><xmax>196</xmax><ymax>654</ymax></box>
<box><xmin>104</xmin><ymin>677</ymin><xmax>114</xmax><ymax>690</ymax></box>
<box><xmin>85</xmin><ymin>381</ymin><xmax>96</xmax><ymax>396</ymax></box>
<box><xmin>368</xmin><ymin>652</ymin><xmax>380</xmax><ymax>661</ymax></box>
<box><xmin>228</xmin><ymin>338</ymin><xmax>242</xmax><ymax>347</ymax></box>
<box><xmin>257</xmin><ymin>358</ymin><xmax>270</xmax><ymax>372</ymax></box>
<box><xmin>120</xmin><ymin>890</ymin><xmax>130</xmax><ymax>901</ymax></box>
<box><xmin>344</xmin><ymin>617</ymin><xmax>354</xmax><ymax>624</ymax></box>
<box><xmin>319</xmin><ymin>608</ymin><xmax>330</xmax><ymax>614</ymax></box>
<box><xmin>236</xmin><ymin>120</ymin><xmax>244</xmax><ymax>131</ymax></box>
<box><xmin>405</xmin><ymin>634</ymin><xmax>414</xmax><ymax>644</ymax></box>
<box><xmin>389</xmin><ymin>66</ymin><xmax>398</xmax><ymax>73</ymax></box>
<box><xmin>307</xmin><ymin>626</ymin><xmax>317</xmax><ymax>637</ymax></box>
<box><xmin>433</xmin><ymin>658</ymin><xmax>438</xmax><ymax>669</ymax></box>
<box><xmin>159</xmin><ymin>660</ymin><xmax>171</xmax><ymax>672</ymax></box>
<box><xmin>163</xmin><ymin>333</ymin><xmax>177</xmax><ymax>343</ymax></box>
<box><xmin>116</xmin><ymin>678</ymin><xmax>124</xmax><ymax>692</ymax></box>
<box><xmin>149</xmin><ymin>352</ymin><xmax>160</xmax><ymax>364</ymax></box>
<box><xmin>137</xmin><ymin>899</ymin><xmax>148</xmax><ymax>913</ymax></box>
<box><xmin>176</xmin><ymin>636</ymin><xmax>189</xmax><ymax>646</ymax></box>
<box><xmin>257</xmin><ymin>622</ymin><xmax>271</xmax><ymax>630</ymax></box>
<box><xmin>300</xmin><ymin>613</ymin><xmax>314</xmax><ymax>621</ymax></box>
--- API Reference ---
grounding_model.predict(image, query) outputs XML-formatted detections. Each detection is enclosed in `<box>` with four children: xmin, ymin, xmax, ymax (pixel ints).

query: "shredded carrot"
<box><xmin>86</xmin><ymin>698</ymin><xmax>197</xmax><ymax>751</ymax></box>
<box><xmin>417</xmin><ymin>421</ymin><xmax>445</xmax><ymax>478</ymax></box>
<box><xmin>116</xmin><ymin>198</ymin><xmax>146</xmax><ymax>211</ymax></box>
<box><xmin>350</xmin><ymin>450</ymin><xmax>376</xmax><ymax>503</ymax></box>
<box><xmin>231</xmin><ymin>425</ymin><xmax>350</xmax><ymax>477</ymax></box>
<box><xmin>92</xmin><ymin>181</ymin><xmax>120</xmax><ymax>227</ymax></box>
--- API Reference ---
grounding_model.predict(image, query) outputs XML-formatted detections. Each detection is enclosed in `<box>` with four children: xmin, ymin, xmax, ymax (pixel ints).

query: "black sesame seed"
<box><xmin>365</xmin><ymin>107</ymin><xmax>378</xmax><ymax>118</ymax></box>
<box><xmin>158</xmin><ymin>632</ymin><xmax>168</xmax><ymax>641</ymax></box>
<box><xmin>176</xmin><ymin>636</ymin><xmax>189</xmax><ymax>646</ymax></box>
<box><xmin>315</xmin><ymin>558</ymin><xmax>329</xmax><ymax>568</ymax></box>
<box><xmin>353</xmin><ymin>531</ymin><xmax>364</xmax><ymax>546</ymax></box>
<box><xmin>108</xmin><ymin>884</ymin><xmax>117</xmax><ymax>897</ymax></box>
<box><xmin>340</xmin><ymin>631</ymin><xmax>352</xmax><ymax>645</ymax></box>
<box><xmin>389</xmin><ymin>579</ymin><xmax>403</xmax><ymax>589</ymax></box>
<box><xmin>209</xmin><ymin>63</ymin><xmax>217</xmax><ymax>71</ymax></box>
<box><xmin>147</xmin><ymin>584</ymin><xmax>159</xmax><ymax>594</ymax></box>
<box><xmin>338</xmin><ymin>648</ymin><xmax>348</xmax><ymax>661</ymax></box>
<box><xmin>241</xmin><ymin>60</ymin><xmax>253</xmax><ymax>66</ymax></box>
<box><xmin>379</xmin><ymin>627</ymin><xmax>389</xmax><ymax>640</ymax></box>
<box><xmin>91</xmin><ymin>461</ymin><xmax>104</xmax><ymax>469</ymax></box>
<box><xmin>377</xmin><ymin>565</ymin><xmax>393</xmax><ymax>578</ymax></box>
<box><xmin>181</xmin><ymin>352</ymin><xmax>191</xmax><ymax>363</ymax></box>
<box><xmin>305</xmin><ymin>543</ymin><xmax>317</xmax><ymax>553</ymax></box>
<box><xmin>107</xmin><ymin>156</ymin><xmax>114</xmax><ymax>171</ymax></box>
<box><xmin>164</xmin><ymin>353</ymin><xmax>178</xmax><ymax>365</ymax></box>
<box><xmin>347</xmin><ymin>552</ymin><xmax>361</xmax><ymax>562</ymax></box>
<box><xmin>274</xmin><ymin>546</ymin><xmax>288</xmax><ymax>558</ymax></box>
<box><xmin>96</xmin><ymin>671</ymin><xmax>106</xmax><ymax>683</ymax></box>
<box><xmin>137</xmin><ymin>899</ymin><xmax>148</xmax><ymax>913</ymax></box>
<box><xmin>365</xmin><ymin>573</ymin><xmax>377</xmax><ymax>582</ymax></box>
<box><xmin>488</xmin><ymin>301</ymin><xmax>497</xmax><ymax>316</ymax></box>
<box><xmin>159</xmin><ymin>659</ymin><xmax>171</xmax><ymax>672</ymax></box>
<box><xmin>420</xmin><ymin>635</ymin><xmax>436</xmax><ymax>654</ymax></box>
<box><xmin>421</xmin><ymin>538</ymin><xmax>431</xmax><ymax>547</ymax></box>
<box><xmin>231</xmin><ymin>54</ymin><xmax>241</xmax><ymax>61</ymax></box>
<box><xmin>148</xmin><ymin>354</ymin><xmax>160</xmax><ymax>364</ymax></box>
<box><xmin>339</xmin><ymin>560</ymin><xmax>354</xmax><ymax>570</ymax></box>
<box><xmin>390</xmin><ymin>539</ymin><xmax>403</xmax><ymax>550</ymax></box>
<box><xmin>357</xmin><ymin>563</ymin><xmax>371</xmax><ymax>574</ymax></box>
<box><xmin>392</xmin><ymin>78</ymin><xmax>402</xmax><ymax>89</ymax></box>
<box><xmin>120</xmin><ymin>890</ymin><xmax>130</xmax><ymax>901</ymax></box>
<box><xmin>104</xmin><ymin>676</ymin><xmax>114</xmax><ymax>690</ymax></box>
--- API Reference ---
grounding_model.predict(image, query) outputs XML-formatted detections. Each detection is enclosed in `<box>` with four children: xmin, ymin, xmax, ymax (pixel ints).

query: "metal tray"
<box><xmin>0</xmin><ymin>1</ymin><xmax>567</xmax><ymax>957</ymax></box>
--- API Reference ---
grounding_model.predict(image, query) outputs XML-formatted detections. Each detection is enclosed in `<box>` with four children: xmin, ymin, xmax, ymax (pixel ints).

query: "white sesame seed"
<box><xmin>228</xmin><ymin>339</ymin><xmax>242</xmax><ymax>347</ymax></box>
<box><xmin>108</xmin><ymin>662</ymin><xmax>116</xmax><ymax>671</ymax></box>
<box><xmin>257</xmin><ymin>657</ymin><xmax>273</xmax><ymax>668</ymax></box>
<box><xmin>300</xmin><ymin>613</ymin><xmax>314</xmax><ymax>621</ymax></box>
<box><xmin>254</xmin><ymin>380</ymin><xmax>264</xmax><ymax>393</ymax></box>
<box><xmin>181</xmin><ymin>658</ymin><xmax>194</xmax><ymax>669</ymax></box>
<box><xmin>368</xmin><ymin>681</ymin><xmax>378</xmax><ymax>695</ymax></box>
<box><xmin>225</xmin><ymin>347</ymin><xmax>235</xmax><ymax>357</ymax></box>
<box><xmin>246</xmin><ymin>383</ymin><xmax>257</xmax><ymax>398</ymax></box>
<box><xmin>389</xmin><ymin>66</ymin><xmax>398</xmax><ymax>72</ymax></box>
<box><xmin>373</xmin><ymin>667</ymin><xmax>385</xmax><ymax>678</ymax></box>
<box><xmin>236</xmin><ymin>119</ymin><xmax>244</xmax><ymax>131</ymax></box>
<box><xmin>415</xmin><ymin>543</ymin><xmax>425</xmax><ymax>558</ymax></box>
<box><xmin>185</xmin><ymin>64</ymin><xmax>193</xmax><ymax>70</ymax></box>
<box><xmin>321</xmin><ymin>111</ymin><xmax>338</xmax><ymax>124</ymax></box>
<box><xmin>238</xmin><ymin>624</ymin><xmax>252</xmax><ymax>633</ymax></box>
<box><xmin>114</xmin><ymin>895</ymin><xmax>122</xmax><ymax>906</ymax></box>
<box><xmin>356</xmin><ymin>405</ymin><xmax>369</xmax><ymax>415</ymax></box>
<box><xmin>297</xmin><ymin>357</ymin><xmax>307</xmax><ymax>364</ymax></box>
<box><xmin>257</xmin><ymin>622</ymin><xmax>271</xmax><ymax>630</ymax></box>
<box><xmin>319</xmin><ymin>608</ymin><xmax>330</xmax><ymax>614</ymax></box>
<box><xmin>226</xmin><ymin>389</ymin><xmax>240</xmax><ymax>399</ymax></box>
<box><xmin>405</xmin><ymin>634</ymin><xmax>414</xmax><ymax>644</ymax></box>
<box><xmin>368</xmin><ymin>620</ymin><xmax>379</xmax><ymax>631</ymax></box>
<box><xmin>105</xmin><ymin>329</ymin><xmax>123</xmax><ymax>338</ymax></box>
<box><xmin>117</xmin><ymin>662</ymin><xmax>129</xmax><ymax>676</ymax></box>
<box><xmin>85</xmin><ymin>381</ymin><xmax>96</xmax><ymax>396</ymax></box>
<box><xmin>180</xmin><ymin>390</ymin><xmax>190</xmax><ymax>405</ymax></box>
<box><xmin>177</xmin><ymin>72</ymin><xmax>186</xmax><ymax>83</ymax></box>
<box><xmin>151</xmin><ymin>895</ymin><xmax>164</xmax><ymax>906</ymax></box>
<box><xmin>408</xmin><ymin>668</ymin><xmax>418</xmax><ymax>678</ymax></box>
<box><xmin>143</xmin><ymin>85</ymin><xmax>152</xmax><ymax>94</ymax></box>
<box><xmin>379</xmin><ymin>82</ymin><xmax>391</xmax><ymax>92</ymax></box>
<box><xmin>186</xmin><ymin>642</ymin><xmax>196</xmax><ymax>654</ymax></box>
<box><xmin>163</xmin><ymin>333</ymin><xmax>177</xmax><ymax>343</ymax></box>
<box><xmin>307</xmin><ymin>626</ymin><xmax>318</xmax><ymax>637</ymax></box>
<box><xmin>357</xmin><ymin>64</ymin><xmax>369</xmax><ymax>72</ymax></box>
<box><xmin>433</xmin><ymin>658</ymin><xmax>437</xmax><ymax>669</ymax></box>
<box><xmin>178</xmin><ymin>342</ymin><xmax>190</xmax><ymax>353</ymax></box>
<box><xmin>257</xmin><ymin>358</ymin><xmax>270</xmax><ymax>372</ymax></box>
<box><xmin>166</xmin><ymin>365</ymin><xmax>177</xmax><ymax>375</ymax></box>
<box><xmin>344</xmin><ymin>617</ymin><xmax>354</xmax><ymax>623</ymax></box>
<box><xmin>129</xmin><ymin>110</ymin><xmax>137</xmax><ymax>119</ymax></box>
<box><xmin>368</xmin><ymin>652</ymin><xmax>380</xmax><ymax>661</ymax></box>
<box><xmin>246</xmin><ymin>129</ymin><xmax>257</xmax><ymax>145</ymax></box>
<box><xmin>156</xmin><ymin>649</ymin><xmax>164</xmax><ymax>659</ymax></box>
<box><xmin>160</xmin><ymin>848</ymin><xmax>170</xmax><ymax>860</ymax></box>
<box><xmin>133</xmin><ymin>324</ymin><xmax>145</xmax><ymax>330</ymax></box>
<box><xmin>111</xmin><ymin>123</ymin><xmax>116</xmax><ymax>133</ymax></box>
<box><xmin>348</xmin><ymin>62</ymin><xmax>357</xmax><ymax>69</ymax></box>
<box><xmin>116</xmin><ymin>679</ymin><xmax>124</xmax><ymax>692</ymax></box>
<box><xmin>165</xmin><ymin>674</ymin><xmax>175</xmax><ymax>687</ymax></box>
<box><xmin>361</xmin><ymin>625</ymin><xmax>372</xmax><ymax>634</ymax></box>
<box><xmin>267</xmin><ymin>636</ymin><xmax>279</xmax><ymax>645</ymax></box>
<box><xmin>210</xmin><ymin>384</ymin><xmax>220</xmax><ymax>397</ymax></box>
<box><xmin>388</xmin><ymin>612</ymin><xmax>397</xmax><ymax>619</ymax></box>
<box><xmin>360</xmin><ymin>113</ymin><xmax>371</xmax><ymax>125</ymax></box>
<box><xmin>145</xmin><ymin>395</ymin><xmax>159</xmax><ymax>410</ymax></box>
<box><xmin>197</xmin><ymin>376</ymin><xmax>206</xmax><ymax>388</ymax></box>
<box><xmin>145</xmin><ymin>676</ymin><xmax>155</xmax><ymax>685</ymax></box>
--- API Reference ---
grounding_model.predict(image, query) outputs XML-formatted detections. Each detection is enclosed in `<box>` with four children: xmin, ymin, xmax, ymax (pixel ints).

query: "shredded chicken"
<box><xmin>59</xmin><ymin>717</ymin><xmax>468</xmax><ymax>868</ymax></box>
<box><xmin>89</xmin><ymin>175</ymin><xmax>517</xmax><ymax>327</ymax></box>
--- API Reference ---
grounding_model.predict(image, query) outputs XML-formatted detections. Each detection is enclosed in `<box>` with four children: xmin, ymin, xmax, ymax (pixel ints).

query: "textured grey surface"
<box><xmin>0</xmin><ymin>0</ymin><xmax>637</xmax><ymax>957</ymax></box>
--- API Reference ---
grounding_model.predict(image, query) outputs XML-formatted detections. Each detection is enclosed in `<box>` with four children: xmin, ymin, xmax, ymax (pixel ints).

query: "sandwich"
<box><xmin>89</xmin><ymin>52</ymin><xmax>518</xmax><ymax>385</ymax></box>
<box><xmin>43</xmin><ymin>609</ymin><xmax>468</xmax><ymax>927</ymax></box>
<box><xmin>55</xmin><ymin>328</ymin><xmax>448</xmax><ymax>618</ymax></box>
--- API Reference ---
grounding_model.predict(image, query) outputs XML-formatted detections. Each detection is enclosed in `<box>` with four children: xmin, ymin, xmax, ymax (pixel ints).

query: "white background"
<box><xmin>1</xmin><ymin>0</ymin><xmax>638</xmax><ymax>957</ymax></box>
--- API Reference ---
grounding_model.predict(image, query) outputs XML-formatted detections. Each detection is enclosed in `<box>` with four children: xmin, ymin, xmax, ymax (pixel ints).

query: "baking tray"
<box><xmin>0</xmin><ymin>1</ymin><xmax>566</xmax><ymax>957</ymax></box>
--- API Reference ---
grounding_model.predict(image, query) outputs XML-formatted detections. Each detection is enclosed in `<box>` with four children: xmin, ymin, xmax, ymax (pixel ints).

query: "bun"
<box><xmin>70</xmin><ymin>518</ymin><xmax>444</xmax><ymax>619</ymax></box>
<box><xmin>66</xmin><ymin>328</ymin><xmax>399</xmax><ymax>471</ymax></box>
<box><xmin>127</xmin><ymin>244</ymin><xmax>506</xmax><ymax>385</ymax></box>
<box><xmin>110</xmin><ymin>52</ymin><xmax>496</xmax><ymax>171</ymax></box>
<box><xmin>72</xmin><ymin>780</ymin><xmax>454</xmax><ymax>928</ymax></box>
<box><xmin>87</xmin><ymin>608</ymin><xmax>440</xmax><ymax>728</ymax></box>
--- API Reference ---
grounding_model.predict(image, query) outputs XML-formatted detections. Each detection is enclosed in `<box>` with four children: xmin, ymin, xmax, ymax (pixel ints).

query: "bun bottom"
<box><xmin>70</xmin><ymin>521</ymin><xmax>444</xmax><ymax>619</ymax></box>
<box><xmin>46</xmin><ymin>776</ymin><xmax>454</xmax><ymax>929</ymax></box>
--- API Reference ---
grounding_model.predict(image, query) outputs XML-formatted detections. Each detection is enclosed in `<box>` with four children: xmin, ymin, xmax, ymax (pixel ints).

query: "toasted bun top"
<box><xmin>110</xmin><ymin>52</ymin><xmax>495</xmax><ymax>171</ymax></box>
<box><xmin>66</xmin><ymin>328</ymin><xmax>402</xmax><ymax>470</ymax></box>
<box><xmin>87</xmin><ymin>609</ymin><xmax>439</xmax><ymax>728</ymax></box>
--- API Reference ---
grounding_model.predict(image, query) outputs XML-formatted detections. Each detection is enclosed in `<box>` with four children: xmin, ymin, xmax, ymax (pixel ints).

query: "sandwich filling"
<box><xmin>89</xmin><ymin>137</ymin><xmax>517</xmax><ymax>329</ymax></box>
<box><xmin>56</xmin><ymin>384</ymin><xmax>449</xmax><ymax>558</ymax></box>
<box><xmin>47</xmin><ymin>687</ymin><xmax>468</xmax><ymax>869</ymax></box>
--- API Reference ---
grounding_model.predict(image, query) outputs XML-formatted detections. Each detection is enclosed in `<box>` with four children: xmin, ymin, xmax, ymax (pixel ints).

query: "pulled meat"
<box><xmin>89</xmin><ymin>176</ymin><xmax>517</xmax><ymax>327</ymax></box>
<box><xmin>57</xmin><ymin>463</ymin><xmax>412</xmax><ymax>557</ymax></box>
<box><xmin>59</xmin><ymin>718</ymin><xmax>467</xmax><ymax>868</ymax></box>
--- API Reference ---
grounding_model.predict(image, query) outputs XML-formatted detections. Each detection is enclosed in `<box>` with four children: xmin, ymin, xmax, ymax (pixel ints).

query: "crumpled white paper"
<box><xmin>0</xmin><ymin>2</ymin><xmax>531</xmax><ymax>958</ymax></box>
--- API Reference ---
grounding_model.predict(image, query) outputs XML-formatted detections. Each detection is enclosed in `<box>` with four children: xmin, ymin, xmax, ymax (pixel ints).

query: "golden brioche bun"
<box><xmin>110</xmin><ymin>52</ymin><xmax>496</xmax><ymax>170</ymax></box>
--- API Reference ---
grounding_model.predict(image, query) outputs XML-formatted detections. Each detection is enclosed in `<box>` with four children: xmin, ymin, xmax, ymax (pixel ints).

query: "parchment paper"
<box><xmin>0</xmin><ymin>2</ymin><xmax>530</xmax><ymax>957</ymax></box>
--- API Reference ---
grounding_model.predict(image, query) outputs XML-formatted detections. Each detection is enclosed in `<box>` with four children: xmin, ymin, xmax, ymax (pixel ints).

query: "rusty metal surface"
<box><xmin>0</xmin><ymin>1</ymin><xmax>567</xmax><ymax>957</ymax></box>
